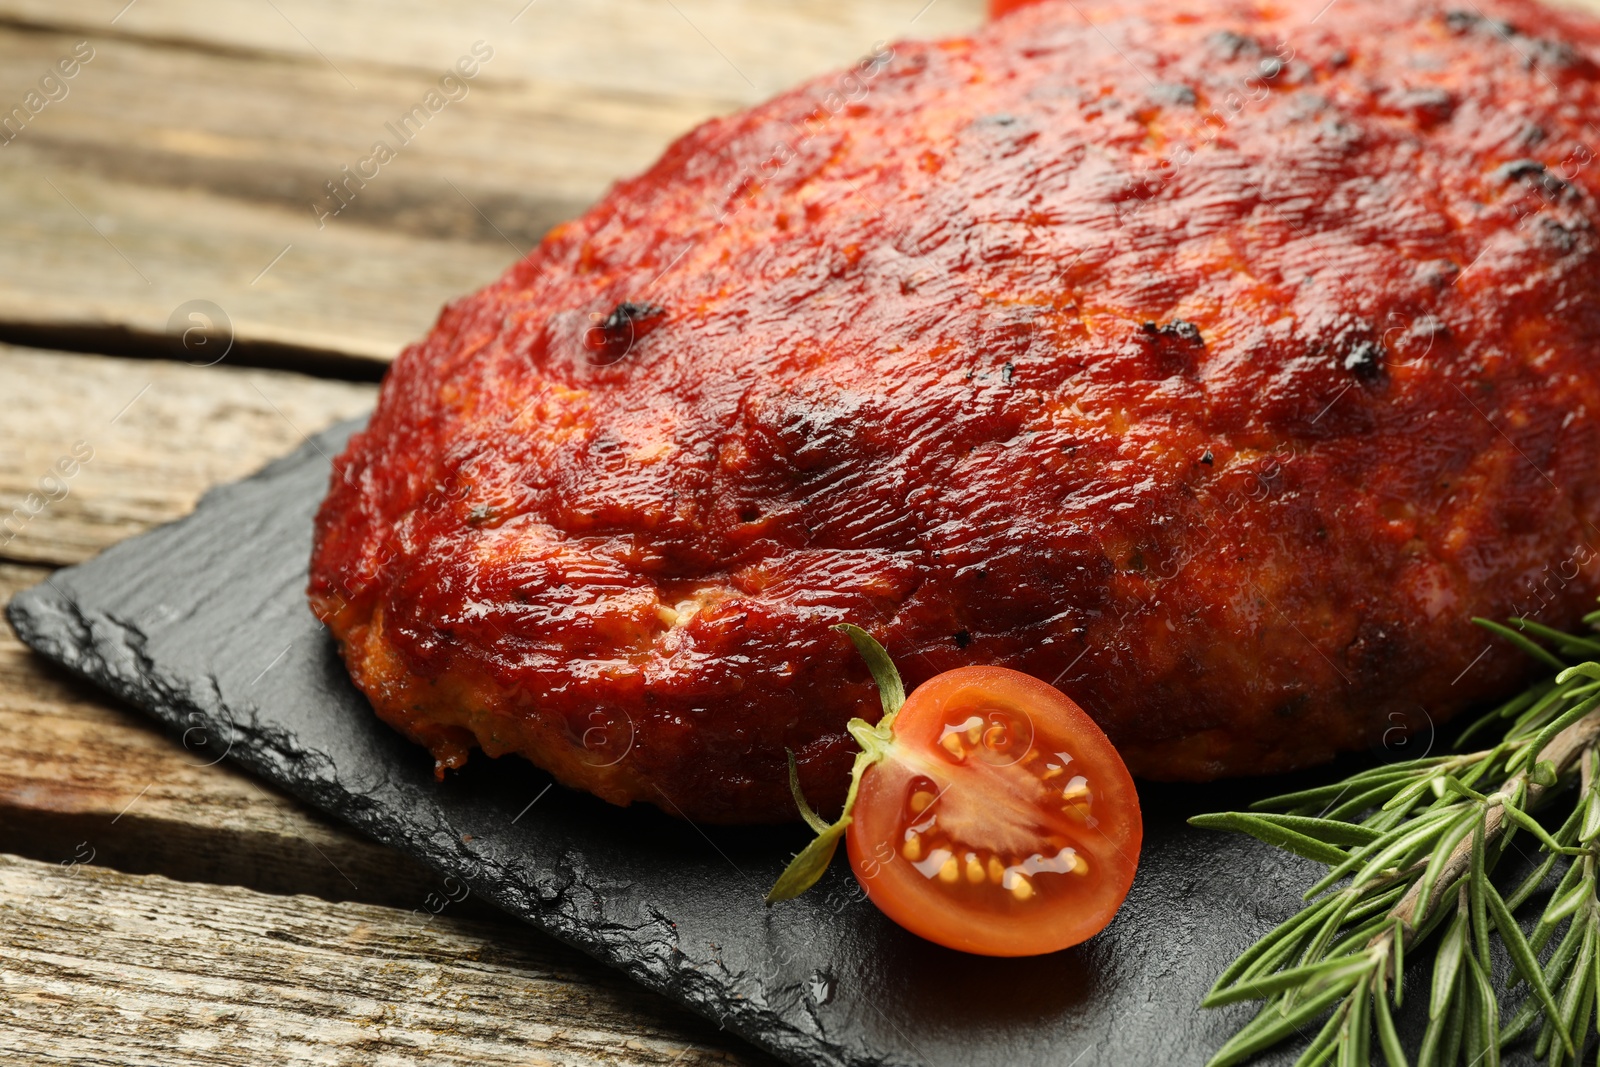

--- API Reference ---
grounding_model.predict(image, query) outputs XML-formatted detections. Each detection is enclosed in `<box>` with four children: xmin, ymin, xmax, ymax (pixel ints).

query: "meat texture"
<box><xmin>311</xmin><ymin>0</ymin><xmax>1600</xmax><ymax>822</ymax></box>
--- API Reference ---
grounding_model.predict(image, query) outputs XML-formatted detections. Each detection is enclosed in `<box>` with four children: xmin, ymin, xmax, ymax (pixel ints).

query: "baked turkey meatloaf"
<box><xmin>310</xmin><ymin>0</ymin><xmax>1600</xmax><ymax>823</ymax></box>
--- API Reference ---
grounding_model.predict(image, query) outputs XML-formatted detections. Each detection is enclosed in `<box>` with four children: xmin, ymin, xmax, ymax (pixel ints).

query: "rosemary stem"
<box><xmin>1374</xmin><ymin>708</ymin><xmax>1600</xmax><ymax>959</ymax></box>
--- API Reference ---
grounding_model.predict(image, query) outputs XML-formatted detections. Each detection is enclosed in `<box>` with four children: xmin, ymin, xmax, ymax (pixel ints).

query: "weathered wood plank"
<box><xmin>0</xmin><ymin>343</ymin><xmax>375</xmax><ymax>567</ymax></box>
<box><xmin>0</xmin><ymin>156</ymin><xmax>512</xmax><ymax>363</ymax></box>
<box><xmin>0</xmin><ymin>0</ymin><xmax>982</xmax><ymax>106</ymax></box>
<box><xmin>0</xmin><ymin>20</ymin><xmax>720</xmax><ymax>256</ymax></box>
<box><xmin>0</xmin><ymin>558</ymin><xmax>472</xmax><ymax>907</ymax></box>
<box><xmin>0</xmin><ymin>347</ymin><xmax>421</xmax><ymax>906</ymax></box>
<box><xmin>0</xmin><ymin>346</ymin><xmax>404</xmax><ymax>906</ymax></box>
<box><xmin>0</xmin><ymin>851</ymin><xmax>769</xmax><ymax>1066</ymax></box>
<box><xmin>0</xmin><ymin>1</ymin><xmax>984</xmax><ymax>361</ymax></box>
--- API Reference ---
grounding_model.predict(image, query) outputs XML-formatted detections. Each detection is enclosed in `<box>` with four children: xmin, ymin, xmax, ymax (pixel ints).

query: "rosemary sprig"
<box><xmin>1193</xmin><ymin>613</ymin><xmax>1600</xmax><ymax>1067</ymax></box>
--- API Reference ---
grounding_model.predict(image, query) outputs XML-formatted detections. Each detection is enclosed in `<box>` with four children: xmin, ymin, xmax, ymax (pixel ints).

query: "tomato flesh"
<box><xmin>845</xmin><ymin>666</ymin><xmax>1142</xmax><ymax>956</ymax></box>
<box><xmin>989</xmin><ymin>0</ymin><xmax>1044</xmax><ymax>17</ymax></box>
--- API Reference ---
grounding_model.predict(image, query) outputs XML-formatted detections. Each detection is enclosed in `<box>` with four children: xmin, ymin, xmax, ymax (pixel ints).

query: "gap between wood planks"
<box><xmin>0</xmin><ymin>319</ymin><xmax>390</xmax><ymax>382</ymax></box>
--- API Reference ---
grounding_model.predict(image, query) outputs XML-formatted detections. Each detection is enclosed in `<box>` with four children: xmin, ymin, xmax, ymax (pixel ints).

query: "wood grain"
<box><xmin>0</xmin><ymin>559</ymin><xmax>458</xmax><ymax>907</ymax></box>
<box><xmin>0</xmin><ymin>851</ymin><xmax>769</xmax><ymax>1066</ymax></box>
<box><xmin>0</xmin><ymin>0</ymin><xmax>984</xmax><ymax>362</ymax></box>
<box><xmin>0</xmin><ymin>0</ymin><xmax>984</xmax><ymax>102</ymax></box>
<box><xmin>0</xmin><ymin>347</ymin><xmax>409</xmax><ymax>903</ymax></box>
<box><xmin>0</xmin><ymin>153</ymin><xmax>512</xmax><ymax>364</ymax></box>
<box><xmin>0</xmin><ymin>343</ymin><xmax>375</xmax><ymax>567</ymax></box>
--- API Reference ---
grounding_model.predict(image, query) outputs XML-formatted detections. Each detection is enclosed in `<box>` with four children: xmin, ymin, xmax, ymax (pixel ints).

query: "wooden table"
<box><xmin>0</xmin><ymin>1</ymin><xmax>983</xmax><ymax>1062</ymax></box>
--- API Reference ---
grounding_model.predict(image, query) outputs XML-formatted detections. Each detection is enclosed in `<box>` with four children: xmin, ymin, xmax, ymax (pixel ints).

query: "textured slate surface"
<box><xmin>6</xmin><ymin>418</ymin><xmax>1531</xmax><ymax>1067</ymax></box>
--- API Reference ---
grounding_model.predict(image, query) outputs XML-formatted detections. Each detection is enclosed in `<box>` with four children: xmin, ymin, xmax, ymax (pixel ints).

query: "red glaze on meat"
<box><xmin>311</xmin><ymin>0</ymin><xmax>1600</xmax><ymax>823</ymax></box>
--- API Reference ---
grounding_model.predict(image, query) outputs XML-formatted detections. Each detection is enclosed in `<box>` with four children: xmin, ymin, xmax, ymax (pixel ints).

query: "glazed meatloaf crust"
<box><xmin>311</xmin><ymin>0</ymin><xmax>1600</xmax><ymax>823</ymax></box>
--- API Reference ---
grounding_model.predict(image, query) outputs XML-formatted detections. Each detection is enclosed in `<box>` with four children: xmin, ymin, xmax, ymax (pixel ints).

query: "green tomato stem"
<box><xmin>764</xmin><ymin>624</ymin><xmax>904</xmax><ymax>905</ymax></box>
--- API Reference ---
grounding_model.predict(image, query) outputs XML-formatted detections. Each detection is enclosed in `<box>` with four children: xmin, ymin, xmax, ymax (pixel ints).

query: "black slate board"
<box><xmin>6</xmin><ymin>418</ymin><xmax>1538</xmax><ymax>1067</ymax></box>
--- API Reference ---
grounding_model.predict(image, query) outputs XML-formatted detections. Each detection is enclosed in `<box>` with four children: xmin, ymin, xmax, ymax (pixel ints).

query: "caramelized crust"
<box><xmin>311</xmin><ymin>0</ymin><xmax>1600</xmax><ymax>822</ymax></box>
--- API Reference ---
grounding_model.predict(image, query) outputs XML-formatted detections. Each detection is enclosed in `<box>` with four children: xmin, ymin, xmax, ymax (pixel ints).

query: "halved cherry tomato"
<box><xmin>844</xmin><ymin>666</ymin><xmax>1141</xmax><ymax>956</ymax></box>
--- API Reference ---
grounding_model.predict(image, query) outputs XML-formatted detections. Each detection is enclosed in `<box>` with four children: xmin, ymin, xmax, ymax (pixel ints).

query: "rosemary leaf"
<box><xmin>1439</xmin><ymin>775</ymin><xmax>1488</xmax><ymax>803</ymax></box>
<box><xmin>1295</xmin><ymin>1000</ymin><xmax>1349</xmax><ymax>1067</ymax></box>
<box><xmin>1333</xmin><ymin>889</ymin><xmax>1413</xmax><ymax>943</ymax></box>
<box><xmin>1590</xmin><ymin>917</ymin><xmax>1600</xmax><ymax>1059</ymax></box>
<box><xmin>1519</xmin><ymin>693</ymin><xmax>1600</xmax><ymax>774</ymax></box>
<box><xmin>1537</xmin><ymin>920</ymin><xmax>1593</xmax><ymax>1062</ymax></box>
<box><xmin>1350</xmin><ymin>979</ymin><xmax>1376</xmax><ymax>1067</ymax></box>
<box><xmin>1206</xmin><ymin>982</ymin><xmax>1361</xmax><ymax>1067</ymax></box>
<box><xmin>1582</xmin><ymin>780</ymin><xmax>1600</xmax><ymax>845</ymax></box>
<box><xmin>1414</xmin><ymin>811</ymin><xmax>1480</xmax><ymax>920</ymax></box>
<box><xmin>1440</xmin><ymin>968</ymin><xmax>1466</xmax><ymax>1067</ymax></box>
<box><xmin>1202</xmin><ymin>954</ymin><xmax>1371</xmax><ymax>1008</ymax></box>
<box><xmin>1299</xmin><ymin>1035</ymin><xmax>1340</xmax><ymax>1067</ymax></box>
<box><xmin>1500</xmin><ymin>799</ymin><xmax>1577</xmax><ymax>857</ymax></box>
<box><xmin>1531</xmin><ymin>859</ymin><xmax>1590</xmax><ymax>956</ymax></box>
<box><xmin>1501</xmin><ymin>989</ymin><xmax>1543</xmax><ymax>1048</ymax></box>
<box><xmin>1346</xmin><ymin>881</ymin><xmax>1411</xmax><ymax>923</ymax></box>
<box><xmin>1466</xmin><ymin>951</ymin><xmax>1502</xmax><ymax>1067</ymax></box>
<box><xmin>1294</xmin><ymin>888</ymin><xmax>1365</xmax><ymax>975</ymax></box>
<box><xmin>1485</xmin><ymin>878</ymin><xmax>1567</xmax><ymax>1051</ymax></box>
<box><xmin>1344</xmin><ymin>976</ymin><xmax>1371</xmax><ymax>1067</ymax></box>
<box><xmin>1328</xmin><ymin>913</ymin><xmax>1401</xmax><ymax>959</ymax></box>
<box><xmin>1537</xmin><ymin>913</ymin><xmax>1591</xmax><ymax>1008</ymax></box>
<box><xmin>1207</xmin><ymin>891</ymin><xmax>1346</xmax><ymax>997</ymax></box>
<box><xmin>1356</xmin><ymin>985</ymin><xmax>1369</xmax><ymax>1067</ymax></box>
<box><xmin>1521</xmin><ymin>680</ymin><xmax>1579</xmax><ymax>728</ymax></box>
<box><xmin>1416</xmin><ymin>996</ymin><xmax>1449</xmax><ymax>1067</ymax></box>
<box><xmin>1431</xmin><ymin>902</ymin><xmax>1466</xmax><ymax>1021</ymax></box>
<box><xmin>1474</xmin><ymin>617</ymin><xmax>1569</xmax><ymax>671</ymax></box>
<box><xmin>1256</xmin><ymin>768</ymin><xmax>1435</xmax><ymax>817</ymax></box>
<box><xmin>1470</xmin><ymin>820</ymin><xmax>1492</xmax><ymax>970</ymax></box>
<box><xmin>1374</xmin><ymin>984</ymin><xmax>1408</xmax><ymax>1067</ymax></box>
<box><xmin>1320</xmin><ymin>888</ymin><xmax>1414</xmax><ymax>966</ymax></box>
<box><xmin>1509</xmin><ymin>618</ymin><xmax>1600</xmax><ymax>658</ymax></box>
<box><xmin>1465</xmin><ymin>967</ymin><xmax>1485</xmax><ymax>1067</ymax></box>
<box><xmin>1545</xmin><ymin>881</ymin><xmax>1590</xmax><ymax>928</ymax></box>
<box><xmin>1248</xmin><ymin>813</ymin><xmax>1387</xmax><ymax>847</ymax></box>
<box><xmin>1557</xmin><ymin>923</ymin><xmax>1596</xmax><ymax>1060</ymax></box>
<box><xmin>1382</xmin><ymin>775</ymin><xmax>1451</xmax><ymax>816</ymax></box>
<box><xmin>1568</xmin><ymin>981</ymin><xmax>1595</xmax><ymax>1067</ymax></box>
<box><xmin>1301</xmin><ymin>813</ymin><xmax>1439</xmax><ymax>899</ymax></box>
<box><xmin>1321</xmin><ymin>778</ymin><xmax>1435</xmax><ymax>823</ymax></box>
<box><xmin>1503</xmin><ymin>843</ymin><xmax>1560</xmax><ymax>912</ymax></box>
<box><xmin>1457</xmin><ymin>682</ymin><xmax>1548</xmax><ymax>745</ymax></box>
<box><xmin>1350</xmin><ymin>808</ymin><xmax>1464</xmax><ymax>891</ymax></box>
<box><xmin>1189</xmin><ymin>813</ymin><xmax>1350</xmax><ymax>866</ymax></box>
<box><xmin>1558</xmin><ymin>663</ymin><xmax>1600</xmax><ymax>686</ymax></box>
<box><xmin>1392</xmin><ymin>915</ymin><xmax>1405</xmax><ymax>1008</ymax></box>
<box><xmin>1241</xmin><ymin>930</ymin><xmax>1318</xmax><ymax>986</ymax></box>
